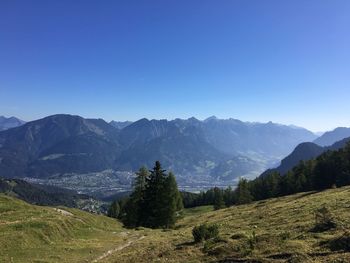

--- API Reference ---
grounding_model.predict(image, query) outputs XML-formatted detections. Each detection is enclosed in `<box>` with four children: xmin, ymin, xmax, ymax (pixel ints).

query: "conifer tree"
<box><xmin>121</xmin><ymin>161</ymin><xmax>183</xmax><ymax>229</ymax></box>
<box><xmin>161</xmin><ymin>172</ymin><xmax>180</xmax><ymax>228</ymax></box>
<box><xmin>143</xmin><ymin>161</ymin><xmax>168</xmax><ymax>228</ymax></box>
<box><xmin>213</xmin><ymin>187</ymin><xmax>225</xmax><ymax>210</ymax></box>
<box><xmin>124</xmin><ymin>166</ymin><xmax>149</xmax><ymax>227</ymax></box>
<box><xmin>107</xmin><ymin>201</ymin><xmax>120</xmax><ymax>218</ymax></box>
<box><xmin>280</xmin><ymin>171</ymin><xmax>296</xmax><ymax>195</ymax></box>
<box><xmin>223</xmin><ymin>186</ymin><xmax>235</xmax><ymax>207</ymax></box>
<box><xmin>134</xmin><ymin>166</ymin><xmax>149</xmax><ymax>194</ymax></box>
<box><xmin>265</xmin><ymin>172</ymin><xmax>280</xmax><ymax>197</ymax></box>
<box><xmin>168</xmin><ymin>172</ymin><xmax>184</xmax><ymax>212</ymax></box>
<box><xmin>123</xmin><ymin>197</ymin><xmax>139</xmax><ymax>227</ymax></box>
<box><xmin>235</xmin><ymin>178</ymin><xmax>253</xmax><ymax>204</ymax></box>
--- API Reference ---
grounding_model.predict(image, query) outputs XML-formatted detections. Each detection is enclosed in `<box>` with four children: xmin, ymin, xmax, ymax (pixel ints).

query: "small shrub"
<box><xmin>207</xmin><ymin>224</ymin><xmax>219</xmax><ymax>239</ymax></box>
<box><xmin>203</xmin><ymin>239</ymin><xmax>216</xmax><ymax>252</ymax></box>
<box><xmin>236</xmin><ymin>244</ymin><xmax>253</xmax><ymax>257</ymax></box>
<box><xmin>192</xmin><ymin>223</ymin><xmax>219</xmax><ymax>243</ymax></box>
<box><xmin>231</xmin><ymin>233</ymin><xmax>246</xmax><ymax>240</ymax></box>
<box><xmin>312</xmin><ymin>206</ymin><xmax>337</xmax><ymax>232</ymax></box>
<box><xmin>192</xmin><ymin>224</ymin><xmax>206</xmax><ymax>243</ymax></box>
<box><xmin>287</xmin><ymin>253</ymin><xmax>310</xmax><ymax>263</ymax></box>
<box><xmin>279</xmin><ymin>231</ymin><xmax>291</xmax><ymax>241</ymax></box>
<box><xmin>327</xmin><ymin>231</ymin><xmax>350</xmax><ymax>252</ymax></box>
<box><xmin>247</xmin><ymin>230</ymin><xmax>257</xmax><ymax>250</ymax></box>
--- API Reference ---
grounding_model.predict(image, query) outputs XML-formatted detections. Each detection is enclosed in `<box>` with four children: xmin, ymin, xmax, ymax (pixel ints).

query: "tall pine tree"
<box><xmin>118</xmin><ymin>161</ymin><xmax>183</xmax><ymax>229</ymax></box>
<box><xmin>161</xmin><ymin>172</ymin><xmax>183</xmax><ymax>228</ymax></box>
<box><xmin>236</xmin><ymin>178</ymin><xmax>253</xmax><ymax>204</ymax></box>
<box><xmin>213</xmin><ymin>187</ymin><xmax>225</xmax><ymax>210</ymax></box>
<box><xmin>107</xmin><ymin>201</ymin><xmax>120</xmax><ymax>218</ymax></box>
<box><xmin>124</xmin><ymin>166</ymin><xmax>149</xmax><ymax>227</ymax></box>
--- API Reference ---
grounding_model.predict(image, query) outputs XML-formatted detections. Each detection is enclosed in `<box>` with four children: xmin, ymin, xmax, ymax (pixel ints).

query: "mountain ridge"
<box><xmin>262</xmin><ymin>136</ymin><xmax>350</xmax><ymax>176</ymax></box>
<box><xmin>0</xmin><ymin>116</ymin><xmax>25</xmax><ymax>131</ymax></box>
<box><xmin>0</xmin><ymin>114</ymin><xmax>121</xmax><ymax>178</ymax></box>
<box><xmin>0</xmin><ymin>177</ymin><xmax>101</xmax><ymax>210</ymax></box>
<box><xmin>313</xmin><ymin>127</ymin><xmax>350</xmax><ymax>146</ymax></box>
<box><xmin>0</xmin><ymin>114</ymin><xmax>317</xmax><ymax>194</ymax></box>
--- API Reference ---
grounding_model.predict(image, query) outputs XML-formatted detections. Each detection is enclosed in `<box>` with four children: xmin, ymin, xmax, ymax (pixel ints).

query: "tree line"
<box><xmin>247</xmin><ymin>142</ymin><xmax>350</xmax><ymax>201</ymax></box>
<box><xmin>181</xmin><ymin>181</ymin><xmax>251</xmax><ymax>209</ymax></box>
<box><xmin>109</xmin><ymin>142</ymin><xmax>350</xmax><ymax>225</ymax></box>
<box><xmin>183</xmin><ymin>142</ymin><xmax>350</xmax><ymax>207</ymax></box>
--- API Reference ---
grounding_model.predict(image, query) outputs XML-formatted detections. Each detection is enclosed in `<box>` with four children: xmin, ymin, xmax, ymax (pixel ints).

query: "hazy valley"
<box><xmin>0</xmin><ymin>114</ymin><xmax>318</xmax><ymax>197</ymax></box>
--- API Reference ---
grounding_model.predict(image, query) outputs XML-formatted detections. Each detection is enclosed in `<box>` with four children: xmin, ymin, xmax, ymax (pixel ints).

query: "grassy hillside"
<box><xmin>0</xmin><ymin>194</ymin><xmax>129</xmax><ymax>263</ymax></box>
<box><xmin>102</xmin><ymin>186</ymin><xmax>350</xmax><ymax>263</ymax></box>
<box><xmin>2</xmin><ymin>187</ymin><xmax>350</xmax><ymax>262</ymax></box>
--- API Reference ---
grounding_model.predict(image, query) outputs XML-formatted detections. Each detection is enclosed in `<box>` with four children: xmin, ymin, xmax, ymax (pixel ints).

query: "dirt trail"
<box><xmin>0</xmin><ymin>219</ymin><xmax>23</xmax><ymax>225</ymax></box>
<box><xmin>0</xmin><ymin>208</ymin><xmax>72</xmax><ymax>225</ymax></box>
<box><xmin>92</xmin><ymin>234</ymin><xmax>145</xmax><ymax>262</ymax></box>
<box><xmin>53</xmin><ymin>208</ymin><xmax>73</xmax><ymax>216</ymax></box>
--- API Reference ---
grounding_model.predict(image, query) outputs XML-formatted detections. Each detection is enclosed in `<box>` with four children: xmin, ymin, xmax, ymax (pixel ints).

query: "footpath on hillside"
<box><xmin>92</xmin><ymin>232</ymin><xmax>145</xmax><ymax>262</ymax></box>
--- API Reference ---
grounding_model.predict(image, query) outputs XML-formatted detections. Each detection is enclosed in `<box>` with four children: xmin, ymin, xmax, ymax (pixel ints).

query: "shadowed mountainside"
<box><xmin>262</xmin><ymin>136</ymin><xmax>350</xmax><ymax>176</ymax></box>
<box><xmin>0</xmin><ymin>116</ymin><xmax>25</xmax><ymax>131</ymax></box>
<box><xmin>0</xmin><ymin>114</ymin><xmax>316</xmax><ymax>185</ymax></box>
<box><xmin>313</xmin><ymin>127</ymin><xmax>350</xmax><ymax>147</ymax></box>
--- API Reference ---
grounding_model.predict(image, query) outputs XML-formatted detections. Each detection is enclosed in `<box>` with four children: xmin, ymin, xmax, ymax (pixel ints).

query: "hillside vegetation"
<box><xmin>2</xmin><ymin>186</ymin><xmax>350</xmax><ymax>262</ymax></box>
<box><xmin>0</xmin><ymin>194</ymin><xmax>129</xmax><ymax>263</ymax></box>
<box><xmin>0</xmin><ymin>178</ymin><xmax>102</xmax><ymax>212</ymax></box>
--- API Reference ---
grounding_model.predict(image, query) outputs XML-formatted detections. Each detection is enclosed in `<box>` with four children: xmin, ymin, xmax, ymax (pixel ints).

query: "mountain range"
<box><xmin>0</xmin><ymin>116</ymin><xmax>25</xmax><ymax>131</ymax></box>
<box><xmin>313</xmin><ymin>127</ymin><xmax>350</xmax><ymax>147</ymax></box>
<box><xmin>0</xmin><ymin>114</ymin><xmax>121</xmax><ymax>179</ymax></box>
<box><xmin>262</xmin><ymin>133</ymin><xmax>350</xmax><ymax>176</ymax></box>
<box><xmin>0</xmin><ymin>114</ymin><xmax>319</xmax><ymax>195</ymax></box>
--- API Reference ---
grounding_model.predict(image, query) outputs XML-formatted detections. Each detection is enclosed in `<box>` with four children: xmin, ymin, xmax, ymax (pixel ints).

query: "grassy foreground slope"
<box><xmin>106</xmin><ymin>187</ymin><xmax>350</xmax><ymax>263</ymax></box>
<box><xmin>2</xmin><ymin>187</ymin><xmax>350</xmax><ymax>262</ymax></box>
<box><xmin>0</xmin><ymin>194</ymin><xmax>133</xmax><ymax>263</ymax></box>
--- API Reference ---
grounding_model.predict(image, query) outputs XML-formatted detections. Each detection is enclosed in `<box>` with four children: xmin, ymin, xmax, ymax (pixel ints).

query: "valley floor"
<box><xmin>2</xmin><ymin>186</ymin><xmax>350</xmax><ymax>262</ymax></box>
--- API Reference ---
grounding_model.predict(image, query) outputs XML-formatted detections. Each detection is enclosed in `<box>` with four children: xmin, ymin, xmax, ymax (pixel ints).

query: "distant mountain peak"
<box><xmin>0</xmin><ymin>114</ymin><xmax>317</xmax><ymax>190</ymax></box>
<box><xmin>187</xmin><ymin>116</ymin><xmax>199</xmax><ymax>121</ymax></box>
<box><xmin>138</xmin><ymin>118</ymin><xmax>150</xmax><ymax>122</ymax></box>
<box><xmin>334</xmin><ymin>127</ymin><xmax>349</xmax><ymax>131</ymax></box>
<box><xmin>0</xmin><ymin>114</ymin><xmax>120</xmax><ymax>178</ymax></box>
<box><xmin>0</xmin><ymin>116</ymin><xmax>26</xmax><ymax>131</ymax></box>
<box><xmin>109</xmin><ymin>120</ymin><xmax>133</xmax><ymax>130</ymax></box>
<box><xmin>261</xmin><ymin>136</ymin><xmax>350</xmax><ymax>177</ymax></box>
<box><xmin>314</xmin><ymin>127</ymin><xmax>350</xmax><ymax>147</ymax></box>
<box><xmin>204</xmin><ymin>116</ymin><xmax>218</xmax><ymax>122</ymax></box>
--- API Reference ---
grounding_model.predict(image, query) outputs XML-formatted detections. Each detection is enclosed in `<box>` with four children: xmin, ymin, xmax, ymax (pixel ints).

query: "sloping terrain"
<box><xmin>314</xmin><ymin>127</ymin><xmax>350</xmax><ymax>147</ymax></box>
<box><xmin>106</xmin><ymin>186</ymin><xmax>350</xmax><ymax>263</ymax></box>
<box><xmin>0</xmin><ymin>178</ymin><xmax>103</xmax><ymax>212</ymax></box>
<box><xmin>262</xmin><ymin>136</ymin><xmax>350</xmax><ymax>176</ymax></box>
<box><xmin>0</xmin><ymin>178</ymin><xmax>83</xmax><ymax>207</ymax></box>
<box><xmin>0</xmin><ymin>194</ymin><xmax>129</xmax><ymax>263</ymax></box>
<box><xmin>0</xmin><ymin>114</ymin><xmax>121</xmax><ymax>178</ymax></box>
<box><xmin>2</xmin><ymin>186</ymin><xmax>350</xmax><ymax>262</ymax></box>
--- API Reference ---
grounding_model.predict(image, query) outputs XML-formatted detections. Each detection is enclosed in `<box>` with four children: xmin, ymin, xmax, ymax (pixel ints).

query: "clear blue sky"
<box><xmin>1</xmin><ymin>0</ymin><xmax>349</xmax><ymax>132</ymax></box>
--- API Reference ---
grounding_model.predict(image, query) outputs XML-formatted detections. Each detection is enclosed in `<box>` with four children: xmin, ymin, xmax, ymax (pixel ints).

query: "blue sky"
<box><xmin>0</xmin><ymin>0</ymin><xmax>349</xmax><ymax>132</ymax></box>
